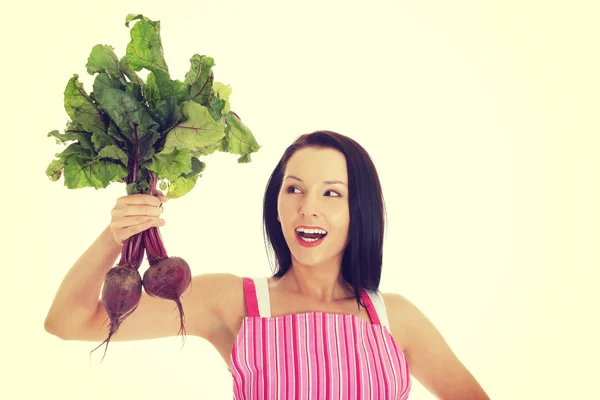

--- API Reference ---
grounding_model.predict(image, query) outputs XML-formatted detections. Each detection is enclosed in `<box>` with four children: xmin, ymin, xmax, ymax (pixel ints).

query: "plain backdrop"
<box><xmin>1</xmin><ymin>1</ymin><xmax>598</xmax><ymax>399</ymax></box>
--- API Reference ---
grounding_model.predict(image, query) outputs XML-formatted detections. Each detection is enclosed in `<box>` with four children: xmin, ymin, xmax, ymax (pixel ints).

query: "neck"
<box><xmin>278</xmin><ymin>260</ymin><xmax>354</xmax><ymax>303</ymax></box>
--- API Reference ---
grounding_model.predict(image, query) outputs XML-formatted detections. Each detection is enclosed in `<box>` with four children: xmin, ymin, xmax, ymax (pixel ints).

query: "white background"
<box><xmin>1</xmin><ymin>0</ymin><xmax>598</xmax><ymax>399</ymax></box>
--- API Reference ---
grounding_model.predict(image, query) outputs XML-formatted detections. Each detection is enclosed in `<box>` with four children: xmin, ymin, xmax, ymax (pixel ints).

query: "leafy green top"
<box><xmin>46</xmin><ymin>14</ymin><xmax>260</xmax><ymax>199</ymax></box>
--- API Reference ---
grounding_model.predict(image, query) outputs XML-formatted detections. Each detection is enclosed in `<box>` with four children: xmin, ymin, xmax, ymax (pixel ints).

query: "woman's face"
<box><xmin>277</xmin><ymin>147</ymin><xmax>350</xmax><ymax>268</ymax></box>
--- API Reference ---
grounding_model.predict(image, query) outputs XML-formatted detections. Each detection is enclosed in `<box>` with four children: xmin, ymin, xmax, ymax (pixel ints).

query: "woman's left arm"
<box><xmin>384</xmin><ymin>293</ymin><xmax>490</xmax><ymax>400</ymax></box>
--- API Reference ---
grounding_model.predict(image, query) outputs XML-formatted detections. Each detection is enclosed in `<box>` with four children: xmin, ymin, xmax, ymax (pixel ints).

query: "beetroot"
<box><xmin>143</xmin><ymin>256</ymin><xmax>192</xmax><ymax>341</ymax></box>
<box><xmin>91</xmin><ymin>265</ymin><xmax>142</xmax><ymax>361</ymax></box>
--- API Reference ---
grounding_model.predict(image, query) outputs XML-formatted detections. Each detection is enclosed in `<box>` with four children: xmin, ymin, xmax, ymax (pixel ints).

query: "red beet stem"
<box><xmin>145</xmin><ymin>171</ymin><xmax>168</xmax><ymax>265</ymax></box>
<box><xmin>117</xmin><ymin>129</ymin><xmax>147</xmax><ymax>270</ymax></box>
<box><xmin>145</xmin><ymin>172</ymin><xmax>188</xmax><ymax>345</ymax></box>
<box><xmin>118</xmin><ymin>232</ymin><xmax>144</xmax><ymax>270</ymax></box>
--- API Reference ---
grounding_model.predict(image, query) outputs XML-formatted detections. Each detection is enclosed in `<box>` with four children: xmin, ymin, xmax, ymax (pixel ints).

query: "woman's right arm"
<box><xmin>44</xmin><ymin>193</ymin><xmax>234</xmax><ymax>343</ymax></box>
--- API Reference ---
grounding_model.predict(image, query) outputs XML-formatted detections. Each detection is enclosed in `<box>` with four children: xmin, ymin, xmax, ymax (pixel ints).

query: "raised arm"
<box><xmin>44</xmin><ymin>193</ymin><xmax>232</xmax><ymax>344</ymax></box>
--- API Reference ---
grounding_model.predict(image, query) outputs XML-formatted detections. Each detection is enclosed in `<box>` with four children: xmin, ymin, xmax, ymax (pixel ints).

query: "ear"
<box><xmin>277</xmin><ymin>215</ymin><xmax>280</xmax><ymax>223</ymax></box>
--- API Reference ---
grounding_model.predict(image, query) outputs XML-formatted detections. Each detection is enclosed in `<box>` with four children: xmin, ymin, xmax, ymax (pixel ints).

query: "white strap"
<box><xmin>253</xmin><ymin>276</ymin><xmax>272</xmax><ymax>317</ymax></box>
<box><xmin>365</xmin><ymin>289</ymin><xmax>391</xmax><ymax>331</ymax></box>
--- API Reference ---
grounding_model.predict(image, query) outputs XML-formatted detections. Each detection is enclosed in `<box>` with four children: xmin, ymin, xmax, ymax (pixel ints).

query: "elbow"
<box><xmin>44</xmin><ymin>315</ymin><xmax>72</xmax><ymax>341</ymax></box>
<box><xmin>45</xmin><ymin>309</ymin><xmax>95</xmax><ymax>341</ymax></box>
<box><xmin>44</xmin><ymin>316</ymin><xmax>64</xmax><ymax>339</ymax></box>
<box><xmin>44</xmin><ymin>317</ymin><xmax>58</xmax><ymax>338</ymax></box>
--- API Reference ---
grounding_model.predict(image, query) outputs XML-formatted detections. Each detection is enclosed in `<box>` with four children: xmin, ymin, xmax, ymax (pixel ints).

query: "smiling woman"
<box><xmin>244</xmin><ymin>130</ymin><xmax>489</xmax><ymax>399</ymax></box>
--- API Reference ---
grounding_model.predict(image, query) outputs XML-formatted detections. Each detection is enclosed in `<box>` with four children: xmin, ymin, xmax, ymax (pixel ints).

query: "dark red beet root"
<box><xmin>142</xmin><ymin>256</ymin><xmax>191</xmax><ymax>341</ymax></box>
<box><xmin>90</xmin><ymin>265</ymin><xmax>143</xmax><ymax>362</ymax></box>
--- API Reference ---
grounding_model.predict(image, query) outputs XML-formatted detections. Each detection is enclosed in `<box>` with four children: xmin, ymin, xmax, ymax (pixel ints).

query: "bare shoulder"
<box><xmin>380</xmin><ymin>292</ymin><xmax>446</xmax><ymax>352</ymax></box>
<box><xmin>381</xmin><ymin>292</ymin><xmax>421</xmax><ymax>323</ymax></box>
<box><xmin>380</xmin><ymin>292</ymin><xmax>415</xmax><ymax>348</ymax></box>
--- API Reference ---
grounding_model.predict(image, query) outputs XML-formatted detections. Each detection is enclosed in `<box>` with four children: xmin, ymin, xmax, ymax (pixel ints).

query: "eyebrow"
<box><xmin>284</xmin><ymin>175</ymin><xmax>347</xmax><ymax>186</ymax></box>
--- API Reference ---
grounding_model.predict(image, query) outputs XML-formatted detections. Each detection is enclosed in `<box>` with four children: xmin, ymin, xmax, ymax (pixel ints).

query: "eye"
<box><xmin>286</xmin><ymin>186</ymin><xmax>341</xmax><ymax>197</ymax></box>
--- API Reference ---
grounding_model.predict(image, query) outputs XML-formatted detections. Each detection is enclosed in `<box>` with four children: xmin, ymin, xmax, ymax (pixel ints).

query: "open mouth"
<box><xmin>295</xmin><ymin>228</ymin><xmax>328</xmax><ymax>247</ymax></box>
<box><xmin>297</xmin><ymin>232</ymin><xmax>326</xmax><ymax>242</ymax></box>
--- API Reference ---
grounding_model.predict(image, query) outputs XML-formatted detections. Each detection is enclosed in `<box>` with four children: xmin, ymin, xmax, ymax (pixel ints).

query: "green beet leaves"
<box><xmin>46</xmin><ymin>13</ymin><xmax>260</xmax><ymax>199</ymax></box>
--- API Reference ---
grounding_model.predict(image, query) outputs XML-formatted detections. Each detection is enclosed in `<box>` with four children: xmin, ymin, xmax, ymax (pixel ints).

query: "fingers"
<box><xmin>110</xmin><ymin>191</ymin><xmax>169</xmax><ymax>245</ymax></box>
<box><xmin>111</xmin><ymin>204</ymin><xmax>162</xmax><ymax>219</ymax></box>
<box><xmin>110</xmin><ymin>215</ymin><xmax>165</xmax><ymax>230</ymax></box>
<box><xmin>111</xmin><ymin>217</ymin><xmax>165</xmax><ymax>246</ymax></box>
<box><xmin>156</xmin><ymin>190</ymin><xmax>168</xmax><ymax>202</ymax></box>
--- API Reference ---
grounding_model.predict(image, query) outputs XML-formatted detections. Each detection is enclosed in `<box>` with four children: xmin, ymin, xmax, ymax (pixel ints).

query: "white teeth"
<box><xmin>295</xmin><ymin>227</ymin><xmax>327</xmax><ymax>235</ymax></box>
<box><xmin>300</xmin><ymin>236</ymin><xmax>320</xmax><ymax>243</ymax></box>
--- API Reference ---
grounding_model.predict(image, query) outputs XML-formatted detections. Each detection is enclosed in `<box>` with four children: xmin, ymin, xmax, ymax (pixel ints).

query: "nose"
<box><xmin>299</xmin><ymin>208</ymin><xmax>318</xmax><ymax>217</ymax></box>
<box><xmin>299</xmin><ymin>197</ymin><xmax>320</xmax><ymax>218</ymax></box>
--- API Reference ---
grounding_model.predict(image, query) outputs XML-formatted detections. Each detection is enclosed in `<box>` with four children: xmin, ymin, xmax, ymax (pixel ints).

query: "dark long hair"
<box><xmin>262</xmin><ymin>131</ymin><xmax>387</xmax><ymax>308</ymax></box>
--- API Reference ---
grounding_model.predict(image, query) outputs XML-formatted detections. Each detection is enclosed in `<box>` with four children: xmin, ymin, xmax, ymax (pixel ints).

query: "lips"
<box><xmin>296</xmin><ymin>231</ymin><xmax>326</xmax><ymax>248</ymax></box>
<box><xmin>294</xmin><ymin>224</ymin><xmax>328</xmax><ymax>248</ymax></box>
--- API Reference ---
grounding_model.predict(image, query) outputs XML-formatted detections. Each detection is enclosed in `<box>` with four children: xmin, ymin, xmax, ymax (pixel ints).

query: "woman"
<box><xmin>45</xmin><ymin>131</ymin><xmax>489</xmax><ymax>399</ymax></box>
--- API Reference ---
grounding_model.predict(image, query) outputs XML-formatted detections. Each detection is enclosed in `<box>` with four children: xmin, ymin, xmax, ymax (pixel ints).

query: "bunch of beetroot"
<box><xmin>91</xmin><ymin>172</ymin><xmax>194</xmax><ymax>361</ymax></box>
<box><xmin>45</xmin><ymin>14</ymin><xmax>260</xmax><ymax>360</ymax></box>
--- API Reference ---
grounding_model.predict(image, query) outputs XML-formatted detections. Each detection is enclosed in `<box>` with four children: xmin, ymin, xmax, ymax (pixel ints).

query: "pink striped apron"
<box><xmin>230</xmin><ymin>277</ymin><xmax>411</xmax><ymax>399</ymax></box>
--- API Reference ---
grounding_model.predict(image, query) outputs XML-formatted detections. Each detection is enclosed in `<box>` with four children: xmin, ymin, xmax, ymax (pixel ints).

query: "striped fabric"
<box><xmin>230</xmin><ymin>277</ymin><xmax>411</xmax><ymax>399</ymax></box>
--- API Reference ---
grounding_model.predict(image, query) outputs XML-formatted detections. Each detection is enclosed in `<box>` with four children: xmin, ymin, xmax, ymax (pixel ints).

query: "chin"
<box><xmin>289</xmin><ymin>249</ymin><xmax>322</xmax><ymax>266</ymax></box>
<box><xmin>292</xmin><ymin>251</ymin><xmax>344</xmax><ymax>269</ymax></box>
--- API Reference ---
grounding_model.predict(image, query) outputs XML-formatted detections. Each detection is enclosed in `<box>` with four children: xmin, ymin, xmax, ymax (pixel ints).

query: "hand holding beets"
<box><xmin>109</xmin><ymin>191</ymin><xmax>168</xmax><ymax>246</ymax></box>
